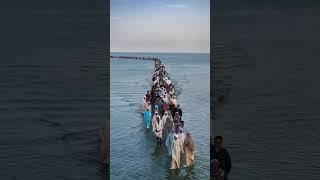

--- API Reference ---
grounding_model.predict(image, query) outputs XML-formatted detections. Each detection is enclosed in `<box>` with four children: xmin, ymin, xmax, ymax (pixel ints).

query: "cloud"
<box><xmin>166</xmin><ymin>4</ymin><xmax>187</xmax><ymax>8</ymax></box>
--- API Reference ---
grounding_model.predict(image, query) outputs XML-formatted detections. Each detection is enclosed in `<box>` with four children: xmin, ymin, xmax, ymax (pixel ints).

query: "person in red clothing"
<box><xmin>161</xmin><ymin>99</ymin><xmax>167</xmax><ymax>116</ymax></box>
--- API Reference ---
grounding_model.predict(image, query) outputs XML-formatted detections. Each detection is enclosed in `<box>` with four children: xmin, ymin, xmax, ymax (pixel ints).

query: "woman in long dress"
<box><xmin>163</xmin><ymin>113</ymin><xmax>174</xmax><ymax>140</ymax></box>
<box><xmin>178</xmin><ymin>128</ymin><xmax>186</xmax><ymax>151</ymax></box>
<box><xmin>170</xmin><ymin>134</ymin><xmax>181</xmax><ymax>170</ymax></box>
<box><xmin>165</xmin><ymin>129</ymin><xmax>175</xmax><ymax>156</ymax></box>
<box><xmin>183</xmin><ymin>132</ymin><xmax>195</xmax><ymax>167</ymax></box>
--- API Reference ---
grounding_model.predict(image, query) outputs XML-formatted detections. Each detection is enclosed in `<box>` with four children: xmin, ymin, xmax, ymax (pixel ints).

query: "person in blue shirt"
<box><xmin>144</xmin><ymin>108</ymin><xmax>152</xmax><ymax>128</ymax></box>
<box><xmin>165</xmin><ymin>129</ymin><xmax>176</xmax><ymax>156</ymax></box>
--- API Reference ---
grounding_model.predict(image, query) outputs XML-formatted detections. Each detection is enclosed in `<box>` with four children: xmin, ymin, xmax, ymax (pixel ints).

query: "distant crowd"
<box><xmin>141</xmin><ymin>59</ymin><xmax>195</xmax><ymax>170</ymax></box>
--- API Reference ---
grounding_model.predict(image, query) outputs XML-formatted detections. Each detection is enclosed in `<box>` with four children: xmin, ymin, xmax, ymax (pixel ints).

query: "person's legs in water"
<box><xmin>146</xmin><ymin>119</ymin><xmax>150</xmax><ymax>128</ymax></box>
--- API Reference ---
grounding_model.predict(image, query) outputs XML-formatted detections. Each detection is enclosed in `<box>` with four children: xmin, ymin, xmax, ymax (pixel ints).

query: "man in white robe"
<box><xmin>152</xmin><ymin>112</ymin><xmax>161</xmax><ymax>129</ymax></box>
<box><xmin>178</xmin><ymin>128</ymin><xmax>186</xmax><ymax>153</ymax></box>
<box><xmin>153</xmin><ymin>116</ymin><xmax>163</xmax><ymax>147</ymax></box>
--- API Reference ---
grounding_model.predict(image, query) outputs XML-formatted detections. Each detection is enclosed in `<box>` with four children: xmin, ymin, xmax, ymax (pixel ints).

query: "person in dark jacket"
<box><xmin>176</xmin><ymin>104</ymin><xmax>182</xmax><ymax>120</ymax></box>
<box><xmin>212</xmin><ymin>136</ymin><xmax>231</xmax><ymax>180</ymax></box>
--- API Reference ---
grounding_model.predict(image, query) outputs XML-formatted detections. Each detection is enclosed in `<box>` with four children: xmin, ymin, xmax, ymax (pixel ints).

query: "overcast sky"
<box><xmin>111</xmin><ymin>0</ymin><xmax>210</xmax><ymax>53</ymax></box>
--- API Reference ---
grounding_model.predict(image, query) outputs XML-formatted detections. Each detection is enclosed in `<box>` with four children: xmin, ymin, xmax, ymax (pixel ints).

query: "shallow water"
<box><xmin>110</xmin><ymin>53</ymin><xmax>210</xmax><ymax>180</ymax></box>
<box><xmin>0</xmin><ymin>6</ymin><xmax>107</xmax><ymax>179</ymax></box>
<box><xmin>213</xmin><ymin>1</ymin><xmax>320</xmax><ymax>179</ymax></box>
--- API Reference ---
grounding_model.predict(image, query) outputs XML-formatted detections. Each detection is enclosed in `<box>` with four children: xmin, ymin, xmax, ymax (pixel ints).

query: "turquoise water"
<box><xmin>110</xmin><ymin>53</ymin><xmax>210</xmax><ymax>180</ymax></box>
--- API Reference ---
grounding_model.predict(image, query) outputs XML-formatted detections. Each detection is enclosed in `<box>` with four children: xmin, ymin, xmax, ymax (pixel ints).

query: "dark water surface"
<box><xmin>0</xmin><ymin>2</ymin><xmax>107</xmax><ymax>179</ymax></box>
<box><xmin>110</xmin><ymin>53</ymin><xmax>210</xmax><ymax>180</ymax></box>
<box><xmin>213</xmin><ymin>1</ymin><xmax>320</xmax><ymax>179</ymax></box>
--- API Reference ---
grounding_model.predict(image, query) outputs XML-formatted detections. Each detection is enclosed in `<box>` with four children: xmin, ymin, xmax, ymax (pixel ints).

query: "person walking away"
<box><xmin>178</xmin><ymin>128</ymin><xmax>186</xmax><ymax>151</ymax></box>
<box><xmin>173</xmin><ymin>112</ymin><xmax>181</xmax><ymax>132</ymax></box>
<box><xmin>170</xmin><ymin>134</ymin><xmax>181</xmax><ymax>170</ymax></box>
<box><xmin>169</xmin><ymin>101</ymin><xmax>175</xmax><ymax>116</ymax></box>
<box><xmin>143</xmin><ymin>108</ymin><xmax>152</xmax><ymax>128</ymax></box>
<box><xmin>163</xmin><ymin>113</ymin><xmax>174</xmax><ymax>140</ymax></box>
<box><xmin>153</xmin><ymin>117</ymin><xmax>163</xmax><ymax>147</ymax></box>
<box><xmin>146</xmin><ymin>102</ymin><xmax>152</xmax><ymax>112</ymax></box>
<box><xmin>152</xmin><ymin>112</ymin><xmax>161</xmax><ymax>127</ymax></box>
<box><xmin>183</xmin><ymin>132</ymin><xmax>195</xmax><ymax>167</ymax></box>
<box><xmin>165</xmin><ymin>129</ymin><xmax>175</xmax><ymax>156</ymax></box>
<box><xmin>176</xmin><ymin>104</ymin><xmax>182</xmax><ymax>121</ymax></box>
<box><xmin>161</xmin><ymin>99</ymin><xmax>167</xmax><ymax>116</ymax></box>
<box><xmin>140</xmin><ymin>96</ymin><xmax>147</xmax><ymax>113</ymax></box>
<box><xmin>213</xmin><ymin>136</ymin><xmax>231</xmax><ymax>180</ymax></box>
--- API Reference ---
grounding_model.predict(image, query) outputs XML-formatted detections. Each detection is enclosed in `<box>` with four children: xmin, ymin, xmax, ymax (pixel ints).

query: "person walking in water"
<box><xmin>183</xmin><ymin>132</ymin><xmax>195</xmax><ymax>167</ymax></box>
<box><xmin>163</xmin><ymin>112</ymin><xmax>174</xmax><ymax>140</ymax></box>
<box><xmin>170</xmin><ymin>134</ymin><xmax>181</xmax><ymax>170</ymax></box>
<box><xmin>153</xmin><ymin>116</ymin><xmax>163</xmax><ymax>147</ymax></box>
<box><xmin>213</xmin><ymin>136</ymin><xmax>231</xmax><ymax>180</ymax></box>
<box><xmin>165</xmin><ymin>129</ymin><xmax>175</xmax><ymax>156</ymax></box>
<box><xmin>173</xmin><ymin>111</ymin><xmax>181</xmax><ymax>132</ymax></box>
<box><xmin>143</xmin><ymin>108</ymin><xmax>152</xmax><ymax>128</ymax></box>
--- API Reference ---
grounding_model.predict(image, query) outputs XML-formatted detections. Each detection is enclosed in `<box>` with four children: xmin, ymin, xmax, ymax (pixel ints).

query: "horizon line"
<box><xmin>110</xmin><ymin>51</ymin><xmax>210</xmax><ymax>54</ymax></box>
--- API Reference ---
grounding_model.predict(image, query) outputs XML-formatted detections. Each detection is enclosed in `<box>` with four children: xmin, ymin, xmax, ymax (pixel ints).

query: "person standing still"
<box><xmin>213</xmin><ymin>136</ymin><xmax>231</xmax><ymax>180</ymax></box>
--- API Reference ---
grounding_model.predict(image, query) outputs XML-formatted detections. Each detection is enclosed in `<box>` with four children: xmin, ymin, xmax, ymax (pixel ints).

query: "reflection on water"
<box><xmin>110</xmin><ymin>53</ymin><xmax>210</xmax><ymax>180</ymax></box>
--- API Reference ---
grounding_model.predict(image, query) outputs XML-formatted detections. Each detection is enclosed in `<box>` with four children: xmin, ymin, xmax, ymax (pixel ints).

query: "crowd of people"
<box><xmin>140</xmin><ymin>59</ymin><xmax>195</xmax><ymax>170</ymax></box>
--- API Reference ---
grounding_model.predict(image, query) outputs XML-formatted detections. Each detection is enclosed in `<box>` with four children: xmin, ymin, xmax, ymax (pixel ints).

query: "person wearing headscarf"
<box><xmin>183</xmin><ymin>132</ymin><xmax>195</xmax><ymax>167</ymax></box>
<box><xmin>152</xmin><ymin>111</ymin><xmax>161</xmax><ymax>127</ymax></box>
<box><xmin>162</xmin><ymin>94</ymin><xmax>169</xmax><ymax>104</ymax></box>
<box><xmin>143</xmin><ymin>108</ymin><xmax>152</xmax><ymax>128</ymax></box>
<box><xmin>165</xmin><ymin>129</ymin><xmax>175</xmax><ymax>156</ymax></box>
<box><xmin>178</xmin><ymin>128</ymin><xmax>186</xmax><ymax>152</ymax></box>
<box><xmin>169</xmin><ymin>101</ymin><xmax>175</xmax><ymax>116</ymax></box>
<box><xmin>162</xmin><ymin>110</ymin><xmax>169</xmax><ymax>127</ymax></box>
<box><xmin>176</xmin><ymin>104</ymin><xmax>182</xmax><ymax>121</ymax></box>
<box><xmin>153</xmin><ymin>116</ymin><xmax>163</xmax><ymax>147</ymax></box>
<box><xmin>163</xmin><ymin>113</ymin><xmax>174</xmax><ymax>140</ymax></box>
<box><xmin>161</xmin><ymin>99</ymin><xmax>167</xmax><ymax>116</ymax></box>
<box><xmin>173</xmin><ymin>111</ymin><xmax>181</xmax><ymax>132</ymax></box>
<box><xmin>170</xmin><ymin>134</ymin><xmax>181</xmax><ymax>170</ymax></box>
<box><xmin>140</xmin><ymin>96</ymin><xmax>148</xmax><ymax>113</ymax></box>
<box><xmin>152</xmin><ymin>103</ymin><xmax>159</xmax><ymax>115</ymax></box>
<box><xmin>146</xmin><ymin>102</ymin><xmax>152</xmax><ymax>112</ymax></box>
<box><xmin>170</xmin><ymin>95</ymin><xmax>176</xmax><ymax>105</ymax></box>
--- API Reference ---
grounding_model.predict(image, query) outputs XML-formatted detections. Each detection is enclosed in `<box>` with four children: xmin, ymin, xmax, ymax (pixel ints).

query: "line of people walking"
<box><xmin>141</xmin><ymin>59</ymin><xmax>195</xmax><ymax>170</ymax></box>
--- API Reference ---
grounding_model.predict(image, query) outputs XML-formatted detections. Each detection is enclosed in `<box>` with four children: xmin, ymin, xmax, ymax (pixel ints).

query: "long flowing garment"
<box><xmin>183</xmin><ymin>136</ymin><xmax>195</xmax><ymax>167</ymax></box>
<box><xmin>170</xmin><ymin>139</ymin><xmax>181</xmax><ymax>169</ymax></box>
<box><xmin>143</xmin><ymin>110</ymin><xmax>151</xmax><ymax>128</ymax></box>
<box><xmin>154</xmin><ymin>120</ymin><xmax>163</xmax><ymax>139</ymax></box>
<box><xmin>178</xmin><ymin>132</ymin><xmax>186</xmax><ymax>151</ymax></box>
<box><xmin>163</xmin><ymin>117</ymin><xmax>174</xmax><ymax>139</ymax></box>
<box><xmin>152</xmin><ymin>114</ymin><xmax>161</xmax><ymax>130</ymax></box>
<box><xmin>165</xmin><ymin>133</ymin><xmax>174</xmax><ymax>156</ymax></box>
